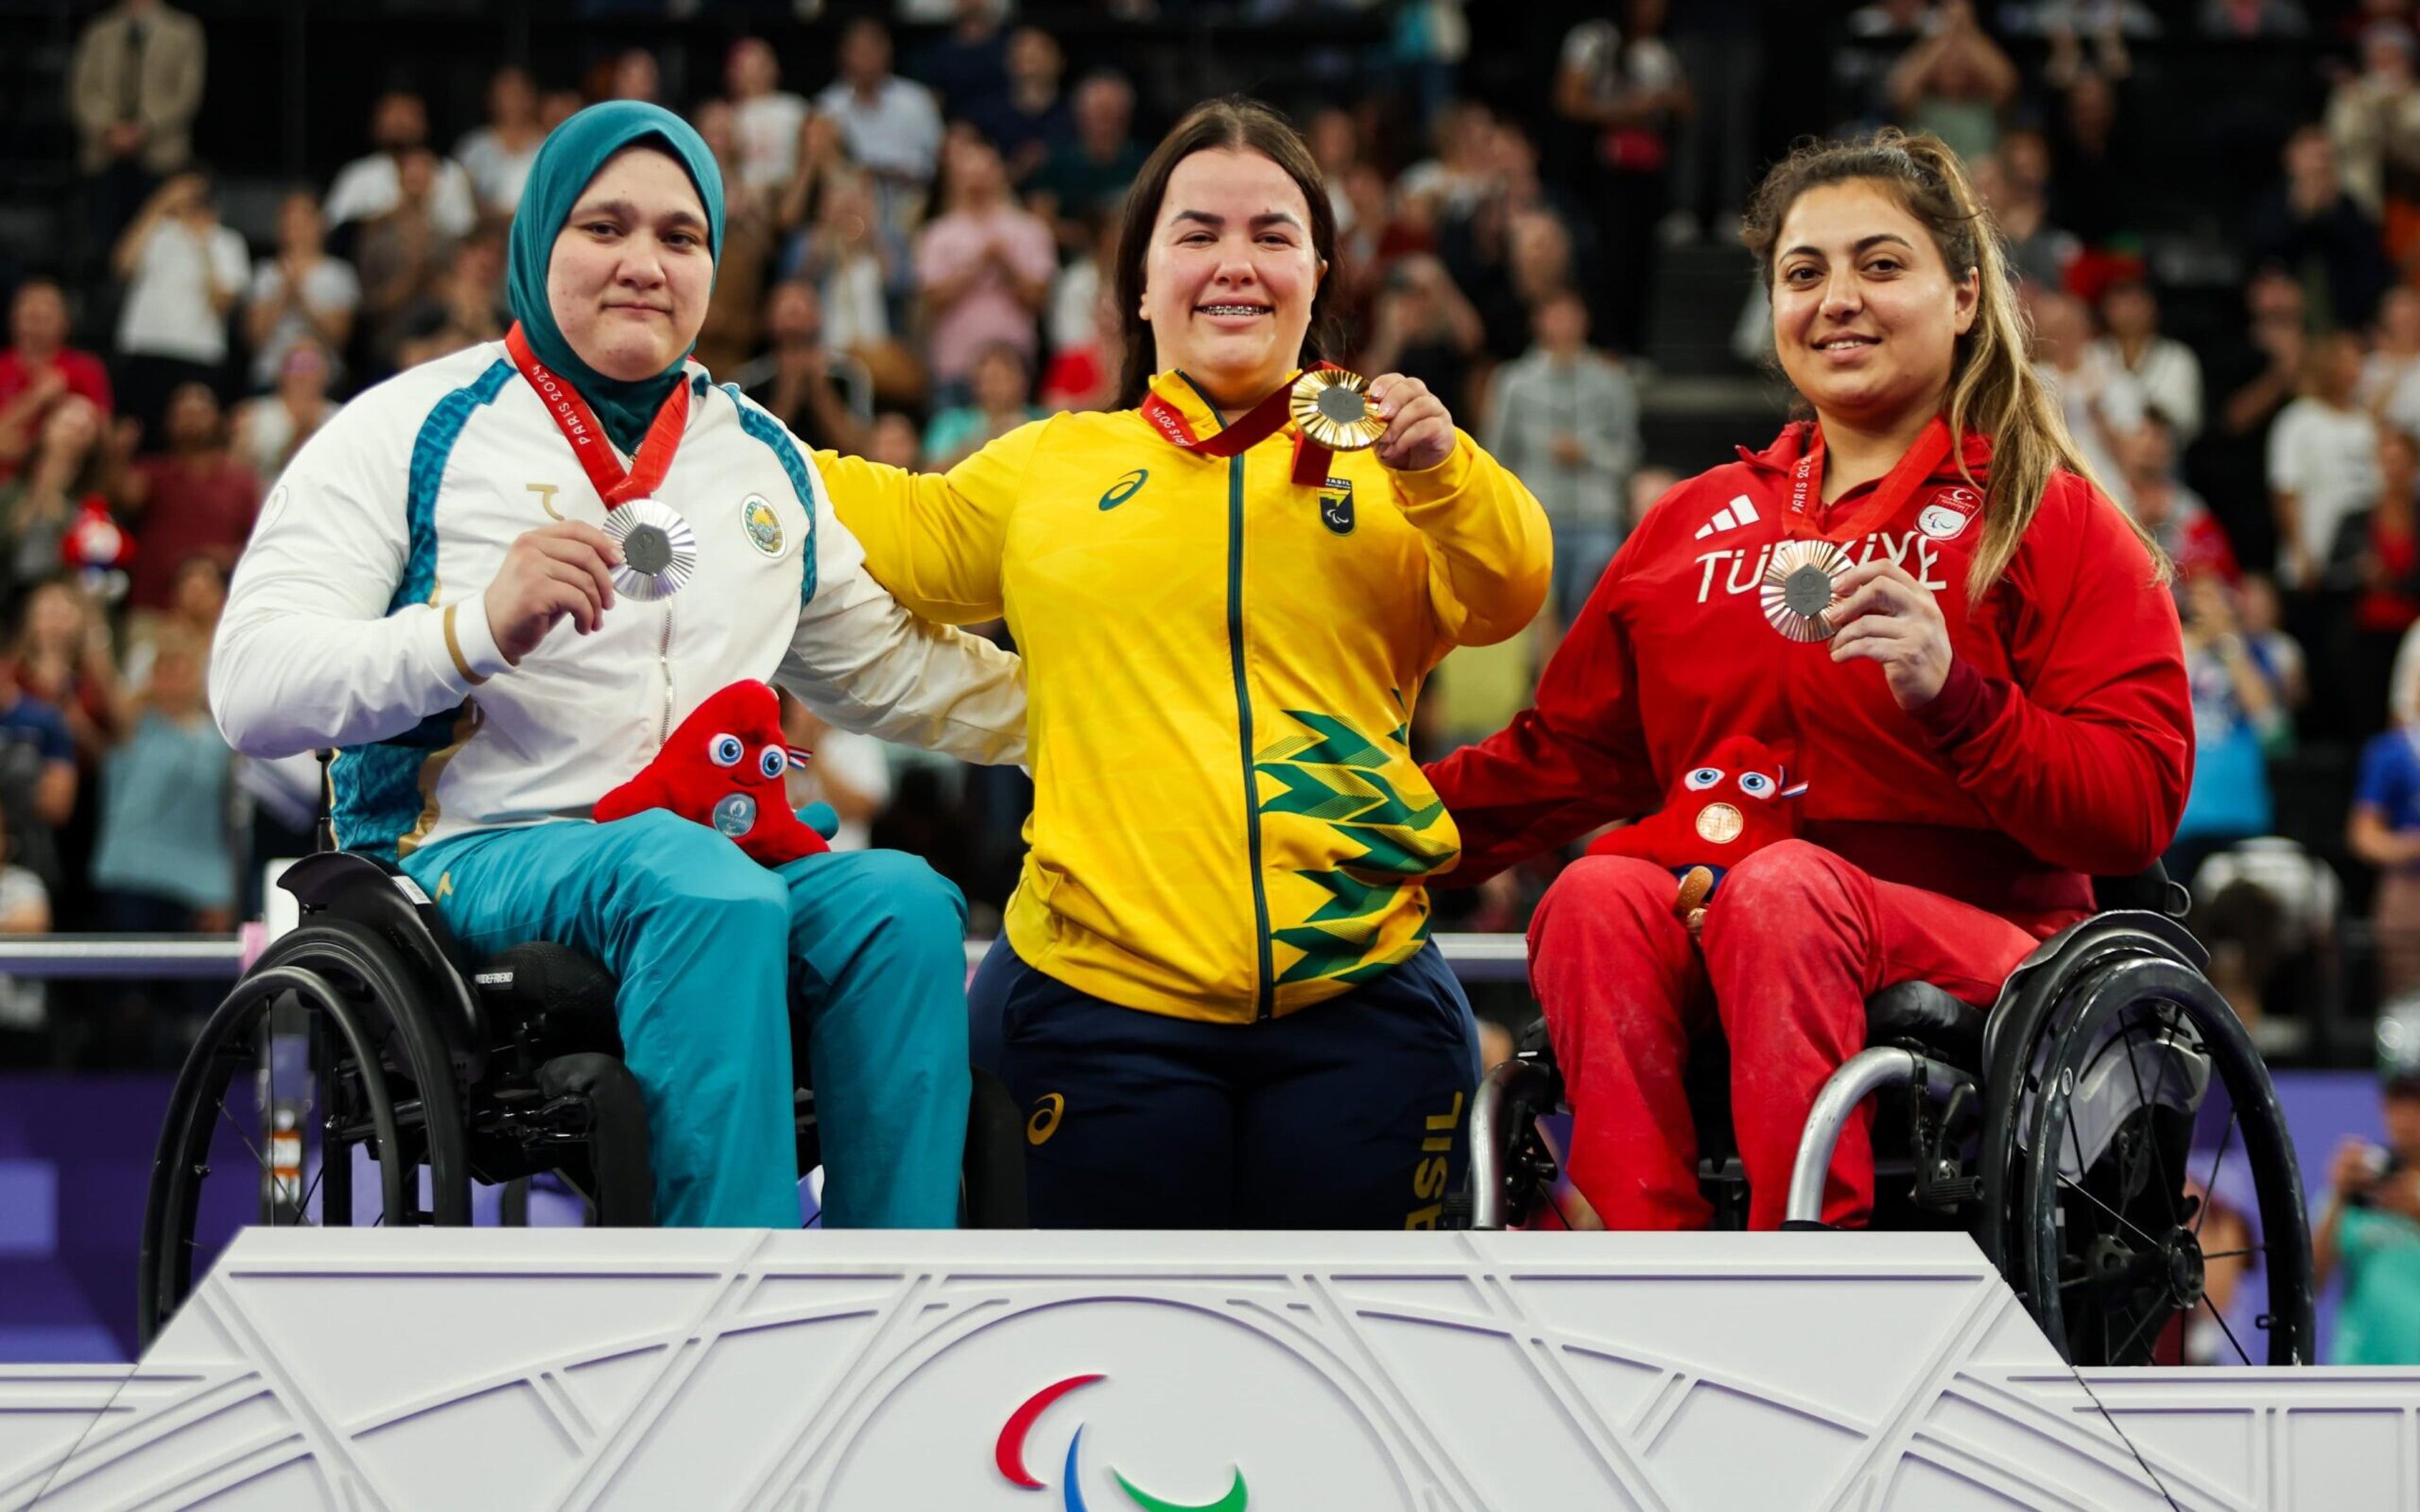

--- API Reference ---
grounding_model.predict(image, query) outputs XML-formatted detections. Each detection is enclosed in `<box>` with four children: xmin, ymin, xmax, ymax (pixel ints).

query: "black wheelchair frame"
<box><xmin>1462</xmin><ymin>874</ymin><xmax>2317</xmax><ymax>1369</ymax></box>
<box><xmin>139</xmin><ymin>851</ymin><xmax>1027</xmax><ymax>1348</ymax></box>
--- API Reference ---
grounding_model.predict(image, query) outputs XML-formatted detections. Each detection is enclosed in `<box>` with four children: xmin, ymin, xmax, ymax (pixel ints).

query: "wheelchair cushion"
<box><xmin>474</xmin><ymin>942</ymin><xmax>624</xmax><ymax>1058</ymax></box>
<box><xmin>1865</xmin><ymin>980</ymin><xmax>1983</xmax><ymax>1067</ymax></box>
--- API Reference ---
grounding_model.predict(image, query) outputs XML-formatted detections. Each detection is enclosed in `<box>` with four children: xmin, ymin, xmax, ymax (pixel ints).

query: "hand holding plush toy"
<box><xmin>594</xmin><ymin>680</ymin><xmax>832</xmax><ymax>866</ymax></box>
<box><xmin>1585</xmin><ymin>734</ymin><xmax>1806</xmax><ymax>934</ymax></box>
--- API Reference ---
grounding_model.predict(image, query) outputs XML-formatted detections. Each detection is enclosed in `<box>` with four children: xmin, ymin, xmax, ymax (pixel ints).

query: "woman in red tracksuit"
<box><xmin>1426</xmin><ymin>129</ymin><xmax>2192</xmax><ymax>1230</ymax></box>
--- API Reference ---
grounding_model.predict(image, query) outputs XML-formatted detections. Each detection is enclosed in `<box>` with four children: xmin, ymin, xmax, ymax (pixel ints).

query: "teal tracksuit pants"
<box><xmin>400</xmin><ymin>810</ymin><xmax>972</xmax><ymax>1227</ymax></box>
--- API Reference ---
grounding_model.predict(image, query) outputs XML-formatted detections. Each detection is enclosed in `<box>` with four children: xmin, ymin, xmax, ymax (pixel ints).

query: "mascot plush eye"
<box><xmin>709</xmin><ymin>734</ymin><xmax>744</xmax><ymax>767</ymax></box>
<box><xmin>1685</xmin><ymin>767</ymin><xmax>1724</xmax><ymax>791</ymax></box>
<box><xmin>759</xmin><ymin>746</ymin><xmax>787</xmax><ymax>780</ymax></box>
<box><xmin>1738</xmin><ymin>772</ymin><xmax>1775</xmax><ymax>799</ymax></box>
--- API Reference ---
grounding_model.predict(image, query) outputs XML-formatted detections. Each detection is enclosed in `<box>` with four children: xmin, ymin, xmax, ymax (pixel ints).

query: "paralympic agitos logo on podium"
<box><xmin>996</xmin><ymin>1373</ymin><xmax>1248</xmax><ymax>1511</ymax></box>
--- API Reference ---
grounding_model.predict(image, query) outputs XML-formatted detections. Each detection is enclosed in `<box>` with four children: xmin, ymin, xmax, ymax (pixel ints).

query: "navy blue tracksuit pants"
<box><xmin>969</xmin><ymin>938</ymin><xmax>1482</xmax><ymax>1229</ymax></box>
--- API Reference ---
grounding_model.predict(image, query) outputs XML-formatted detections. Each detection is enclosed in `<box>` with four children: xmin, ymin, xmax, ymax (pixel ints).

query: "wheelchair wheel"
<box><xmin>139</xmin><ymin>920</ymin><xmax>473</xmax><ymax>1348</ymax></box>
<box><xmin>2007</xmin><ymin>954</ymin><xmax>2314</xmax><ymax>1367</ymax></box>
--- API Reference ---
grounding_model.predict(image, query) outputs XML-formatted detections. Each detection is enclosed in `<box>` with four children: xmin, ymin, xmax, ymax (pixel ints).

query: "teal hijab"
<box><xmin>507</xmin><ymin>101</ymin><xmax>725</xmax><ymax>453</ymax></box>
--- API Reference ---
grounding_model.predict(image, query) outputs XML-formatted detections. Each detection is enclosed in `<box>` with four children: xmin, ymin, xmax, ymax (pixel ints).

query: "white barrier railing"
<box><xmin>0</xmin><ymin>932</ymin><xmax>1536</xmax><ymax>983</ymax></box>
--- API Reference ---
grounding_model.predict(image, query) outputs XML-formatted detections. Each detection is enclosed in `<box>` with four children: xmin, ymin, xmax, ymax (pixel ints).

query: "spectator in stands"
<box><xmin>1976</xmin><ymin>129</ymin><xmax>2078</xmax><ymax>292</ymax></box>
<box><xmin>925</xmin><ymin>341</ymin><xmax>1040</xmax><ymax>470</ymax></box>
<box><xmin>912</xmin><ymin>0</ymin><xmax>1011</xmax><ymax>123</ymax></box>
<box><xmin>2123</xmin><ymin>414</ymin><xmax>2237</xmax><ymax>591</ymax></box>
<box><xmin>1554</xmin><ymin>4</ymin><xmax>1691</xmax><ymax>355</ymax></box>
<box><xmin>1836</xmin><ymin>0</ymin><xmax>1942</xmax><ymax>131</ymax></box>
<box><xmin>1484</xmin><ymin>288</ymin><xmax>1638</xmax><ymax>627</ymax></box>
<box><xmin>2249</xmin><ymin>125</ymin><xmax>2394</xmax><ymax>332</ymax></box>
<box><xmin>13</xmin><ymin>575</ymin><xmax>123</xmax><ymax>912</ymax></box>
<box><xmin>866</xmin><ymin>410</ymin><xmax>924</xmax><ymax>470</ymax></box>
<box><xmin>110</xmin><ymin>168</ymin><xmax>247</xmax><ymax>436</ymax></box>
<box><xmin>2201</xmin><ymin>0</ymin><xmax>2308</xmax><ymax>37</ymax></box>
<box><xmin>2366</xmin><ymin>285</ymin><xmax>2420</xmax><ymax>437</ymax></box>
<box><xmin>2352</xmin><ymin>677</ymin><xmax>2420</xmax><ymax>999</ymax></box>
<box><xmin>455</xmin><ymin>66</ymin><xmax>545</xmax><ymax>219</ymax></box>
<box><xmin>726</xmin><ymin>39</ymin><xmax>808</xmax><ymax>198</ymax></box>
<box><xmin>1039</xmin><ymin>284</ymin><xmax>1122</xmax><ymax>415</ymax></box>
<box><xmin>0</xmin><ymin>399</ymin><xmax>107</xmax><ymax>615</ymax></box>
<box><xmin>2329</xmin><ymin>21</ymin><xmax>2420</xmax><ymax>234</ymax></box>
<box><xmin>690</xmin><ymin>100</ymin><xmax>776</xmax><ymax>378</ymax></box>
<box><xmin>2271</xmin><ymin>330</ymin><xmax>2383</xmax><ymax>589</ymax></box>
<box><xmin>1305</xmin><ymin>106</ymin><xmax>1362</xmax><ymax>235</ymax></box>
<box><xmin>88</xmin><ymin>624</ymin><xmax>233</xmax><ymax>938</ymax></box>
<box><xmin>775</xmin><ymin>108</ymin><xmax>853</xmax><ymax>240</ymax></box>
<box><xmin>354</xmin><ymin>149</ymin><xmax>459</xmax><ymax>375</ymax></box>
<box><xmin>2092</xmin><ymin>277</ymin><xmax>2204</xmax><ymax>444</ymax></box>
<box><xmin>2172</xmin><ymin>574</ymin><xmax>2290</xmax><ymax>883</ymax></box>
<box><xmin>785</xmin><ymin>171</ymin><xmax>911</xmax><ymax>404</ymax></box>
<box><xmin>231</xmin><ymin>338</ymin><xmax>337</xmax><ymax>483</ymax></box>
<box><xmin>243</xmin><ymin>192</ymin><xmax>358</xmax><ymax>395</ymax></box>
<box><xmin>2331</xmin><ymin>425</ymin><xmax>2420</xmax><ymax>728</ymax></box>
<box><xmin>67</xmin><ymin>0</ymin><xmax>205</xmax><ymax>248</ymax></box>
<box><xmin>2314</xmin><ymin>1033</ymin><xmax>2420</xmax><ymax>1365</ymax></box>
<box><xmin>2030</xmin><ymin>287</ymin><xmax>2145</xmax><ymax>501</ymax></box>
<box><xmin>2192</xmin><ymin>265</ymin><xmax>2308</xmax><ymax>571</ymax></box>
<box><xmin>782</xmin><ymin>698</ymin><xmax>892</xmax><ymax>853</ymax></box>
<box><xmin>2048</xmin><ymin>68</ymin><xmax>2143</xmax><ymax>248</ymax></box>
<box><xmin>0</xmin><ymin>280</ymin><xmax>113</xmax><ymax>483</ymax></box>
<box><xmin>1046</xmin><ymin>213</ymin><xmax>1118</xmax><ymax>367</ymax></box>
<box><xmin>0</xmin><ymin>653</ymin><xmax>76</xmax><ymax>899</ymax></box>
<box><xmin>323</xmin><ymin>91</ymin><xmax>478</xmax><ymax>243</ymax></box>
<box><xmin>1399</xmin><ymin>100</ymin><xmax>1499</xmax><ymax>226</ymax></box>
<box><xmin>0</xmin><ymin>802</ymin><xmax>50</xmax><ymax>1046</ymax></box>
<box><xmin>744</xmin><ymin>280</ymin><xmax>865</xmax><ymax>455</ymax></box>
<box><xmin>113</xmin><ymin>382</ymin><xmax>256</xmax><ymax>619</ymax></box>
<box><xmin>603</xmin><ymin>48</ymin><xmax>659</xmax><ymax>106</ymax></box>
<box><xmin>1884</xmin><ymin>0</ymin><xmax>2018</xmax><ymax>164</ymax></box>
<box><xmin>1666</xmin><ymin>0</ymin><xmax>1761</xmax><ymax>246</ymax></box>
<box><xmin>391</xmin><ymin>221</ymin><xmax>507</xmax><ymax>372</ymax></box>
<box><xmin>817</xmin><ymin>17</ymin><xmax>945</xmax><ymax>272</ymax></box>
<box><xmin>964</xmin><ymin>26</ymin><xmax>1069</xmax><ymax>192</ymax></box>
<box><xmin>1359</xmin><ymin>251</ymin><xmax>1486</xmax><ymax>417</ymax></box>
<box><xmin>916</xmin><ymin>134</ymin><xmax>1054</xmax><ymax>401</ymax></box>
<box><xmin>1030</xmin><ymin>72</ymin><xmax>1146</xmax><ymax>251</ymax></box>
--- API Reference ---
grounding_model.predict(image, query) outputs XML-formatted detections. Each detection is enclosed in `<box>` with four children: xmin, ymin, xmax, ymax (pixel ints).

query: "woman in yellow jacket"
<box><xmin>821</xmin><ymin>98</ymin><xmax>1551</xmax><ymax>1227</ymax></box>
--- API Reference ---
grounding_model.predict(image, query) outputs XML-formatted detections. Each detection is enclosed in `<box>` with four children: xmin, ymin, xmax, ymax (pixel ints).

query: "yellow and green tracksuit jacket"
<box><xmin>819</xmin><ymin>369</ymin><xmax>1551</xmax><ymax>1022</ymax></box>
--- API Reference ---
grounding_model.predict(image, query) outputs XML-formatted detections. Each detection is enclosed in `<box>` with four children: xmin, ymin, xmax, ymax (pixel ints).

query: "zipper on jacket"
<box><xmin>1226</xmin><ymin>450</ymin><xmax>1276</xmax><ymax>1019</ymax></box>
<box><xmin>657</xmin><ymin>600</ymin><xmax>675</xmax><ymax>747</ymax></box>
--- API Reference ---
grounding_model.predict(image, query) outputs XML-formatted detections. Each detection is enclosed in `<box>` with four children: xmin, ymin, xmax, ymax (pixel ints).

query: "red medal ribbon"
<box><xmin>505</xmin><ymin>322</ymin><xmax>693</xmax><ymax>508</ymax></box>
<box><xmin>1137</xmin><ymin>365</ymin><xmax>1342</xmax><ymax>487</ymax></box>
<box><xmin>1783</xmin><ymin>416</ymin><xmax>1956</xmax><ymax>542</ymax></box>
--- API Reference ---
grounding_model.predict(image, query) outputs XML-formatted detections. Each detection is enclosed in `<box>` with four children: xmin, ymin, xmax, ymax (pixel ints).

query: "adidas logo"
<box><xmin>1694</xmin><ymin>495</ymin><xmax>1762</xmax><ymax>540</ymax></box>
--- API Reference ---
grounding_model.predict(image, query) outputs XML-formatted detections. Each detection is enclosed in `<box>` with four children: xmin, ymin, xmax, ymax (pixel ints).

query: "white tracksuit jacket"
<box><xmin>209</xmin><ymin>341</ymin><xmax>1025</xmax><ymax>860</ymax></box>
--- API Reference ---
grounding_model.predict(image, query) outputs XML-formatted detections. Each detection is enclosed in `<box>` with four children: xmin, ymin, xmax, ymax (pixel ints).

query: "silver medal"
<box><xmin>604</xmin><ymin>497</ymin><xmax>698</xmax><ymax>601</ymax></box>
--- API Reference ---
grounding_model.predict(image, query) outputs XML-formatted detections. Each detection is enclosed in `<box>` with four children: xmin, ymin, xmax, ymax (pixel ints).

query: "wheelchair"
<box><xmin>138</xmin><ymin>850</ymin><xmax>1028</xmax><ymax>1348</ymax></box>
<box><xmin>1461</xmin><ymin>868</ymin><xmax>2317</xmax><ymax>1369</ymax></box>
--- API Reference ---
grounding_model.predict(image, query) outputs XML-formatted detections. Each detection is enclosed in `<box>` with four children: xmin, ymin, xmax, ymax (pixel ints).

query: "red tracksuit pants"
<box><xmin>1526</xmin><ymin>840</ymin><xmax>2043</xmax><ymax>1230</ymax></box>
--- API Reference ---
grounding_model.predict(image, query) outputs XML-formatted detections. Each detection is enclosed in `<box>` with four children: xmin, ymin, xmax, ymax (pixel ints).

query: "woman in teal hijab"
<box><xmin>507</xmin><ymin>100</ymin><xmax>726</xmax><ymax>452</ymax></box>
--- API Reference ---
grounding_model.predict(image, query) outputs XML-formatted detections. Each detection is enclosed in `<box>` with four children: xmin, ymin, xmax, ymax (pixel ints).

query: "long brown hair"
<box><xmin>1112</xmin><ymin>96</ymin><xmax>1342</xmax><ymax>409</ymax></box>
<box><xmin>1741</xmin><ymin>129</ymin><xmax>2165</xmax><ymax>595</ymax></box>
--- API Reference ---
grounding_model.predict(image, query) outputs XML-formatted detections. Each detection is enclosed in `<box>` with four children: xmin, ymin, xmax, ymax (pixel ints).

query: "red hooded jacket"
<box><xmin>1426</xmin><ymin>418</ymin><xmax>2192</xmax><ymax>932</ymax></box>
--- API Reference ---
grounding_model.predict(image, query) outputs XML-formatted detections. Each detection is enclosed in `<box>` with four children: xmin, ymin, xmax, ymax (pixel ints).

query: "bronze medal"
<box><xmin>1760</xmin><ymin>539</ymin><xmax>1854</xmax><ymax>642</ymax></box>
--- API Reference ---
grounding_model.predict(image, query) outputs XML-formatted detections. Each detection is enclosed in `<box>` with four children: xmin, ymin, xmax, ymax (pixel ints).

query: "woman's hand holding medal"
<box><xmin>1365</xmin><ymin>374</ymin><xmax>1456</xmax><ymax>472</ymax></box>
<box><xmin>1826</xmin><ymin>558</ymin><xmax>1954</xmax><ymax>710</ymax></box>
<box><xmin>483</xmin><ymin>521</ymin><xmax>625</xmax><ymax>665</ymax></box>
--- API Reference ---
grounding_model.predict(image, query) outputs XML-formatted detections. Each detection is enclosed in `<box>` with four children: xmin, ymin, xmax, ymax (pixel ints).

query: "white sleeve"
<box><xmin>774</xmin><ymin>440</ymin><xmax>1026</xmax><ymax>765</ymax></box>
<box><xmin>209</xmin><ymin>382</ymin><xmax>509</xmax><ymax>759</ymax></box>
<box><xmin>434</xmin><ymin>161</ymin><xmax>478</xmax><ymax>240</ymax></box>
<box><xmin>2267</xmin><ymin>404</ymin><xmax>2303</xmax><ymax>493</ymax></box>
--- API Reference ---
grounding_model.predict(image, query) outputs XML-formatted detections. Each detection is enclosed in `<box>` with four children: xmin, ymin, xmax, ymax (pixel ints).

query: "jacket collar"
<box><xmin>1142</xmin><ymin>367</ymin><xmax>1307</xmax><ymax>443</ymax></box>
<box><xmin>1736</xmin><ymin>416</ymin><xmax>1995</xmax><ymax>488</ymax></box>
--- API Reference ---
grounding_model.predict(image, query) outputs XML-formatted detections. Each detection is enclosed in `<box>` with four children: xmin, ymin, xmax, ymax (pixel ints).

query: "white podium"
<box><xmin>3</xmin><ymin>1230</ymin><xmax>2415</xmax><ymax>1510</ymax></box>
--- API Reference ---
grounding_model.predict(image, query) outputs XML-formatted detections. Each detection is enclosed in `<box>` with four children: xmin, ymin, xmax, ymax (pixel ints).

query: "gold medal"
<box><xmin>604</xmin><ymin>498</ymin><xmax>698</xmax><ymax>601</ymax></box>
<box><xmin>1760</xmin><ymin>540</ymin><xmax>1854</xmax><ymax>642</ymax></box>
<box><xmin>1289</xmin><ymin>369</ymin><xmax>1388</xmax><ymax>451</ymax></box>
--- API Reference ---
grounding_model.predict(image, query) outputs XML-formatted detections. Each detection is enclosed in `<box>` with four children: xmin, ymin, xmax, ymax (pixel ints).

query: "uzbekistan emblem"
<box><xmin>742</xmin><ymin>495</ymin><xmax>785</xmax><ymax>556</ymax></box>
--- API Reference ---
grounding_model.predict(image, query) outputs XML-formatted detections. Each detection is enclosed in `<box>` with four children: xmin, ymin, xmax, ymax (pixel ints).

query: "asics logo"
<box><xmin>1693</xmin><ymin>494</ymin><xmax>1762</xmax><ymax>540</ymax></box>
<box><xmin>1099</xmin><ymin>469</ymin><xmax>1149</xmax><ymax>511</ymax></box>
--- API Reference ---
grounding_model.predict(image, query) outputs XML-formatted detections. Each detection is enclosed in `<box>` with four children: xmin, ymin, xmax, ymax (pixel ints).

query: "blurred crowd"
<box><xmin>10</xmin><ymin>0</ymin><xmax>2420</xmax><ymax>1117</ymax></box>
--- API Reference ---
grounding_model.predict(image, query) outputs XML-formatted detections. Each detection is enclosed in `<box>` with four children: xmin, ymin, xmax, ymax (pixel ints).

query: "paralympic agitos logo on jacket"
<box><xmin>1690</xmin><ymin>528</ymin><xmax>1954</xmax><ymax>605</ymax></box>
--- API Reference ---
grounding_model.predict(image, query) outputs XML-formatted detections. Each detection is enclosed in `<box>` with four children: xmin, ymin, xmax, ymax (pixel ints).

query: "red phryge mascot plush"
<box><xmin>594</xmin><ymin>680</ymin><xmax>831</xmax><ymax>866</ymax></box>
<box><xmin>1585</xmin><ymin>733</ymin><xmax>1807</xmax><ymax>931</ymax></box>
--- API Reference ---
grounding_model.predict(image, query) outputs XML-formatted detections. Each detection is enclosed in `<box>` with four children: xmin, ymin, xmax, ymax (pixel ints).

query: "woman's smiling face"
<box><xmin>1139</xmin><ymin>147</ymin><xmax>1325</xmax><ymax>404</ymax></box>
<box><xmin>1769</xmin><ymin>179</ymin><xmax>1976</xmax><ymax>433</ymax></box>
